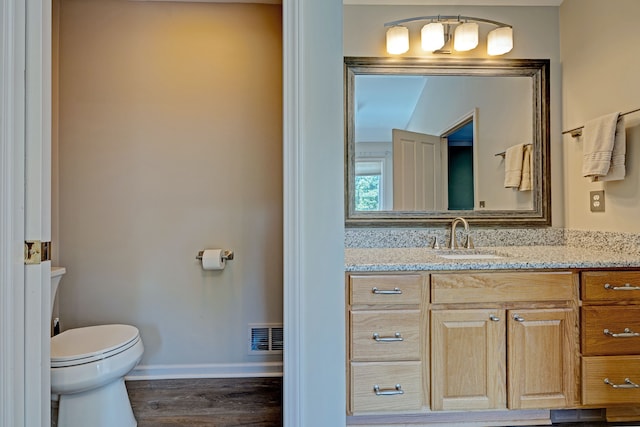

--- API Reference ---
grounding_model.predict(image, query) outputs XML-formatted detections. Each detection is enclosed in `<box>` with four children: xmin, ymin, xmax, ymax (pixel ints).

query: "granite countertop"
<box><xmin>345</xmin><ymin>245</ymin><xmax>640</xmax><ymax>272</ymax></box>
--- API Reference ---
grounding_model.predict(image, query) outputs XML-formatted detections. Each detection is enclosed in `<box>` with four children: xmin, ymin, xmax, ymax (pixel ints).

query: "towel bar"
<box><xmin>495</xmin><ymin>143</ymin><xmax>532</xmax><ymax>158</ymax></box>
<box><xmin>563</xmin><ymin>107</ymin><xmax>640</xmax><ymax>138</ymax></box>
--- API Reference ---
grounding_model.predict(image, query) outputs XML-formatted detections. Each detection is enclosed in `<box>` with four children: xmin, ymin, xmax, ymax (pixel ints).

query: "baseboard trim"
<box><xmin>126</xmin><ymin>362</ymin><xmax>283</xmax><ymax>381</ymax></box>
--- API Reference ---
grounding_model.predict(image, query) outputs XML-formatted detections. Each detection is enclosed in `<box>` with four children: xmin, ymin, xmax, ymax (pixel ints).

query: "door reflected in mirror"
<box><xmin>345</xmin><ymin>57</ymin><xmax>550</xmax><ymax>227</ymax></box>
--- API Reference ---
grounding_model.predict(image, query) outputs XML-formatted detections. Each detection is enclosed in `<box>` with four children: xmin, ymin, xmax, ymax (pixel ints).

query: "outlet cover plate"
<box><xmin>590</xmin><ymin>190</ymin><xmax>605</xmax><ymax>212</ymax></box>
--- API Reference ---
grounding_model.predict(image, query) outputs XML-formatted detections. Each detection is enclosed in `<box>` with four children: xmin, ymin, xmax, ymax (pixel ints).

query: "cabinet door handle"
<box><xmin>604</xmin><ymin>328</ymin><xmax>640</xmax><ymax>338</ymax></box>
<box><xmin>604</xmin><ymin>378</ymin><xmax>640</xmax><ymax>389</ymax></box>
<box><xmin>371</xmin><ymin>287</ymin><xmax>402</xmax><ymax>295</ymax></box>
<box><xmin>373</xmin><ymin>384</ymin><xmax>404</xmax><ymax>396</ymax></box>
<box><xmin>489</xmin><ymin>314</ymin><xmax>500</xmax><ymax>322</ymax></box>
<box><xmin>372</xmin><ymin>332</ymin><xmax>403</xmax><ymax>342</ymax></box>
<box><xmin>604</xmin><ymin>283</ymin><xmax>640</xmax><ymax>291</ymax></box>
<box><xmin>513</xmin><ymin>314</ymin><xmax>525</xmax><ymax>322</ymax></box>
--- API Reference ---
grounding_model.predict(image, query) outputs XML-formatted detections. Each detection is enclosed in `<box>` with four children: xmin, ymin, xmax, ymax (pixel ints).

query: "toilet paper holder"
<box><xmin>196</xmin><ymin>250</ymin><xmax>234</xmax><ymax>261</ymax></box>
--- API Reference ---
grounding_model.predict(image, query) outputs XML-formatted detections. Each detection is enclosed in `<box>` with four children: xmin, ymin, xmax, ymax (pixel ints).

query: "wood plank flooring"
<box><xmin>126</xmin><ymin>377</ymin><xmax>282</xmax><ymax>427</ymax></box>
<box><xmin>54</xmin><ymin>377</ymin><xmax>638</xmax><ymax>426</ymax></box>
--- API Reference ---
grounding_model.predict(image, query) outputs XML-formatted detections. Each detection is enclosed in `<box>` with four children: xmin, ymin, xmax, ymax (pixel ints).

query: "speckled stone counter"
<box><xmin>345</xmin><ymin>245</ymin><xmax>640</xmax><ymax>272</ymax></box>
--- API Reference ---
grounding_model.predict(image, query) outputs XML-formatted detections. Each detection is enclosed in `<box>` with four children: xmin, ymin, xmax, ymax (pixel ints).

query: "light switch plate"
<box><xmin>590</xmin><ymin>190</ymin><xmax>605</xmax><ymax>212</ymax></box>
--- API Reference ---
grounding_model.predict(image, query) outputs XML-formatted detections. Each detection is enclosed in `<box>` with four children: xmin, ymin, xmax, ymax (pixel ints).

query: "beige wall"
<box><xmin>560</xmin><ymin>0</ymin><xmax>640</xmax><ymax>232</ymax></box>
<box><xmin>344</xmin><ymin>5</ymin><xmax>565</xmax><ymax>226</ymax></box>
<box><xmin>55</xmin><ymin>0</ymin><xmax>282</xmax><ymax>367</ymax></box>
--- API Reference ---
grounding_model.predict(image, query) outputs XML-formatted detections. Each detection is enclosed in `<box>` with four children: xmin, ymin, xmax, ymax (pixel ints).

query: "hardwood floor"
<box><xmin>54</xmin><ymin>378</ymin><xmax>638</xmax><ymax>427</ymax></box>
<box><xmin>126</xmin><ymin>377</ymin><xmax>282</xmax><ymax>427</ymax></box>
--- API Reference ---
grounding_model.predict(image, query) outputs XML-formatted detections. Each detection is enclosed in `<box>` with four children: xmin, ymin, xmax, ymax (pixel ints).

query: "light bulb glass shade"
<box><xmin>421</xmin><ymin>22</ymin><xmax>445</xmax><ymax>51</ymax></box>
<box><xmin>453</xmin><ymin>22</ymin><xmax>478</xmax><ymax>51</ymax></box>
<box><xmin>386</xmin><ymin>26</ymin><xmax>409</xmax><ymax>54</ymax></box>
<box><xmin>487</xmin><ymin>26</ymin><xmax>513</xmax><ymax>55</ymax></box>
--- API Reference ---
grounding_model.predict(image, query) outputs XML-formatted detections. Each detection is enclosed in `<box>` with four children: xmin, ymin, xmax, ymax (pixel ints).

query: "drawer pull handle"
<box><xmin>373</xmin><ymin>384</ymin><xmax>404</xmax><ymax>396</ymax></box>
<box><xmin>604</xmin><ymin>378</ymin><xmax>640</xmax><ymax>389</ymax></box>
<box><xmin>372</xmin><ymin>332</ymin><xmax>403</xmax><ymax>342</ymax></box>
<box><xmin>513</xmin><ymin>314</ymin><xmax>525</xmax><ymax>322</ymax></box>
<box><xmin>604</xmin><ymin>283</ymin><xmax>640</xmax><ymax>291</ymax></box>
<box><xmin>489</xmin><ymin>314</ymin><xmax>500</xmax><ymax>322</ymax></box>
<box><xmin>604</xmin><ymin>328</ymin><xmax>640</xmax><ymax>338</ymax></box>
<box><xmin>371</xmin><ymin>287</ymin><xmax>402</xmax><ymax>295</ymax></box>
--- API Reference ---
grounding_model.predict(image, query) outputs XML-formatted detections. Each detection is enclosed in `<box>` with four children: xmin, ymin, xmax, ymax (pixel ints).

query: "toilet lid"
<box><xmin>51</xmin><ymin>324</ymin><xmax>140</xmax><ymax>367</ymax></box>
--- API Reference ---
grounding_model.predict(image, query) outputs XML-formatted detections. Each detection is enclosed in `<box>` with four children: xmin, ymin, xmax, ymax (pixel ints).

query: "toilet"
<box><xmin>50</xmin><ymin>267</ymin><xmax>144</xmax><ymax>427</ymax></box>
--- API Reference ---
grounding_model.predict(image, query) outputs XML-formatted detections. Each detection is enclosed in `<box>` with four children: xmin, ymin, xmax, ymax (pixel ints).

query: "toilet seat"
<box><xmin>51</xmin><ymin>324</ymin><xmax>140</xmax><ymax>368</ymax></box>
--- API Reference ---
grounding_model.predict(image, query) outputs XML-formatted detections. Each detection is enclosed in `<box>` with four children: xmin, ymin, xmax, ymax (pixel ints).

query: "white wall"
<box><xmin>409</xmin><ymin>75</ymin><xmax>533</xmax><ymax>210</ymax></box>
<box><xmin>344</xmin><ymin>4</ymin><xmax>564</xmax><ymax>226</ymax></box>
<box><xmin>560</xmin><ymin>0</ymin><xmax>640</xmax><ymax>233</ymax></box>
<box><xmin>55</xmin><ymin>0</ymin><xmax>283</xmax><ymax>370</ymax></box>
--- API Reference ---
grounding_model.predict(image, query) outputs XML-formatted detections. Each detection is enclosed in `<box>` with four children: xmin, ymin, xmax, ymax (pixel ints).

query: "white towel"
<box><xmin>504</xmin><ymin>143</ymin><xmax>524</xmax><ymax>188</ymax></box>
<box><xmin>594</xmin><ymin>116</ymin><xmax>626</xmax><ymax>182</ymax></box>
<box><xmin>582</xmin><ymin>112</ymin><xmax>624</xmax><ymax>180</ymax></box>
<box><xmin>519</xmin><ymin>144</ymin><xmax>533</xmax><ymax>191</ymax></box>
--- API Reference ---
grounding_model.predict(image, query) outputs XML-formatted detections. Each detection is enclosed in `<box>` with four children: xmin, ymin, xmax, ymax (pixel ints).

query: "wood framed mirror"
<box><xmin>345</xmin><ymin>57</ymin><xmax>550</xmax><ymax>227</ymax></box>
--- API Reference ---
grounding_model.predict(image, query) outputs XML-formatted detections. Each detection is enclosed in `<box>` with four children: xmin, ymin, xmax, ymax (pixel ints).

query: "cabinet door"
<box><xmin>431</xmin><ymin>309</ymin><xmax>506</xmax><ymax>411</ymax></box>
<box><xmin>508</xmin><ymin>308</ymin><xmax>577</xmax><ymax>409</ymax></box>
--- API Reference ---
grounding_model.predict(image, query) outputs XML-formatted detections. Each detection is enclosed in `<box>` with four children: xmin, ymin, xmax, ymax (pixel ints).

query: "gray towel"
<box><xmin>582</xmin><ymin>112</ymin><xmax>623</xmax><ymax>180</ymax></box>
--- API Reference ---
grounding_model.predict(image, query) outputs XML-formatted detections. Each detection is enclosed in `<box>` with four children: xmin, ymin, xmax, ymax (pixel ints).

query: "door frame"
<box><xmin>3</xmin><ymin>0</ymin><xmax>67</xmax><ymax>424</ymax></box>
<box><xmin>2</xmin><ymin>0</ymin><xmax>345</xmax><ymax>426</ymax></box>
<box><xmin>1</xmin><ymin>0</ymin><xmax>27</xmax><ymax>423</ymax></box>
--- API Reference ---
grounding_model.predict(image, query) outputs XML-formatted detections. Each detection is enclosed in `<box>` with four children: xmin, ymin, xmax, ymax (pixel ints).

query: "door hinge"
<box><xmin>24</xmin><ymin>240</ymin><xmax>51</xmax><ymax>264</ymax></box>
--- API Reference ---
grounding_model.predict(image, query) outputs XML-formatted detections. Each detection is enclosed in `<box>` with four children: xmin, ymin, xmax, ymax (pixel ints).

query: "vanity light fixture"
<box><xmin>421</xmin><ymin>22</ymin><xmax>445</xmax><ymax>51</ymax></box>
<box><xmin>384</xmin><ymin>15</ymin><xmax>513</xmax><ymax>56</ymax></box>
<box><xmin>487</xmin><ymin>26</ymin><xmax>513</xmax><ymax>56</ymax></box>
<box><xmin>386</xmin><ymin>25</ymin><xmax>410</xmax><ymax>54</ymax></box>
<box><xmin>453</xmin><ymin>22</ymin><xmax>479</xmax><ymax>51</ymax></box>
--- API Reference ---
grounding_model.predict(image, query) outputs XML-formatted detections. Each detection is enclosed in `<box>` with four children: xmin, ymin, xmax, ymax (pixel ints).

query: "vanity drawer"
<box><xmin>350</xmin><ymin>274</ymin><xmax>423</xmax><ymax>306</ymax></box>
<box><xmin>431</xmin><ymin>272</ymin><xmax>575</xmax><ymax>304</ymax></box>
<box><xmin>350</xmin><ymin>361</ymin><xmax>424</xmax><ymax>414</ymax></box>
<box><xmin>582</xmin><ymin>356</ymin><xmax>640</xmax><ymax>405</ymax></box>
<box><xmin>582</xmin><ymin>271</ymin><xmax>640</xmax><ymax>302</ymax></box>
<box><xmin>582</xmin><ymin>306</ymin><xmax>640</xmax><ymax>355</ymax></box>
<box><xmin>350</xmin><ymin>310</ymin><xmax>420</xmax><ymax>361</ymax></box>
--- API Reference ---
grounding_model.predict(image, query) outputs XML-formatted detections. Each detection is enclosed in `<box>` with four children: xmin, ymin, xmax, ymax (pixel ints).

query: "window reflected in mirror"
<box><xmin>355</xmin><ymin>159</ymin><xmax>385</xmax><ymax>211</ymax></box>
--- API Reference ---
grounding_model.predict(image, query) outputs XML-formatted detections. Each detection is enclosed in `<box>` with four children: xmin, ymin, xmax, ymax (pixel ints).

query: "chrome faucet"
<box><xmin>449</xmin><ymin>217</ymin><xmax>474</xmax><ymax>249</ymax></box>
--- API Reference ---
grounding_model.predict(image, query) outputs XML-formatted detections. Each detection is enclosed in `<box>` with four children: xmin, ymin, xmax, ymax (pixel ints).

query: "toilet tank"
<box><xmin>50</xmin><ymin>267</ymin><xmax>66</xmax><ymax>316</ymax></box>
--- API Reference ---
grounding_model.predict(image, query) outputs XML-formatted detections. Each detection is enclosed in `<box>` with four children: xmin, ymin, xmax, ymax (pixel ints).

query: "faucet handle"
<box><xmin>431</xmin><ymin>236</ymin><xmax>441</xmax><ymax>250</ymax></box>
<box><xmin>465</xmin><ymin>234</ymin><xmax>474</xmax><ymax>249</ymax></box>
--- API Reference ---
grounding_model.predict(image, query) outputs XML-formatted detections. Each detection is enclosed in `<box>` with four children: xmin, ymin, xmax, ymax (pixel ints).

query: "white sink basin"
<box><xmin>438</xmin><ymin>254</ymin><xmax>505</xmax><ymax>260</ymax></box>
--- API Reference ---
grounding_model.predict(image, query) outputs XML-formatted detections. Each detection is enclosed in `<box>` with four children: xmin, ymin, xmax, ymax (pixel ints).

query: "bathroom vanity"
<box><xmin>345</xmin><ymin>246</ymin><xmax>640</xmax><ymax>426</ymax></box>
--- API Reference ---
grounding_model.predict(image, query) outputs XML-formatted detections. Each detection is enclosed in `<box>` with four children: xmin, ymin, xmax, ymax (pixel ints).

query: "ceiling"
<box><xmin>356</xmin><ymin>75</ymin><xmax>428</xmax><ymax>143</ymax></box>
<box><xmin>344</xmin><ymin>1</ymin><xmax>563</xmax><ymax>5</ymax></box>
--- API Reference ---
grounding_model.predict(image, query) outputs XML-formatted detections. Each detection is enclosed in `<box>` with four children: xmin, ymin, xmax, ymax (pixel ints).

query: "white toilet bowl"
<box><xmin>51</xmin><ymin>268</ymin><xmax>144</xmax><ymax>427</ymax></box>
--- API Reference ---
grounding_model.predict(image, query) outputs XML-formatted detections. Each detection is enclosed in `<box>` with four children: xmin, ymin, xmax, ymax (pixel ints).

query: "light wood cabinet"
<box><xmin>582</xmin><ymin>306</ymin><xmax>640</xmax><ymax>356</ymax></box>
<box><xmin>351</xmin><ymin>362</ymin><xmax>423</xmax><ymax>413</ymax></box>
<box><xmin>347</xmin><ymin>273</ymin><xmax>428</xmax><ymax>415</ymax></box>
<box><xmin>430</xmin><ymin>272</ymin><xmax>579</xmax><ymax>411</ymax></box>
<box><xmin>581</xmin><ymin>271</ymin><xmax>640</xmax><ymax>407</ymax></box>
<box><xmin>431</xmin><ymin>308</ymin><xmax>506</xmax><ymax>411</ymax></box>
<box><xmin>508</xmin><ymin>308</ymin><xmax>576</xmax><ymax>409</ymax></box>
<box><xmin>346</xmin><ymin>269</ymin><xmax>586</xmax><ymax>424</ymax></box>
<box><xmin>351</xmin><ymin>310</ymin><xmax>420</xmax><ymax>361</ymax></box>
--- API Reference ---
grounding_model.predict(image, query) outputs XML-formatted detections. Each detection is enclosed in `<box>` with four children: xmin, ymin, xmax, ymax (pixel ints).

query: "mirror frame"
<box><xmin>345</xmin><ymin>57</ymin><xmax>551</xmax><ymax>227</ymax></box>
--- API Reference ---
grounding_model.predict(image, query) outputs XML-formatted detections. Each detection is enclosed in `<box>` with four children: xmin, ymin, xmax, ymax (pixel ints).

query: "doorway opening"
<box><xmin>440</xmin><ymin>110</ymin><xmax>478</xmax><ymax>211</ymax></box>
